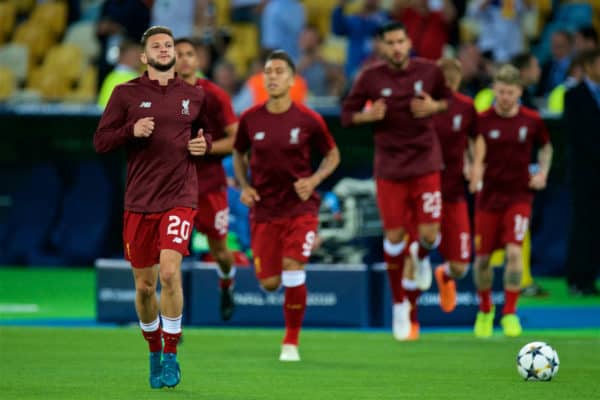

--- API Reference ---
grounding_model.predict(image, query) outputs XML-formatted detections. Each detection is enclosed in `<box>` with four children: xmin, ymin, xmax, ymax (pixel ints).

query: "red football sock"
<box><xmin>283</xmin><ymin>284</ymin><xmax>307</xmax><ymax>345</ymax></box>
<box><xmin>478</xmin><ymin>289</ymin><xmax>492</xmax><ymax>313</ymax></box>
<box><xmin>502</xmin><ymin>289</ymin><xmax>520</xmax><ymax>315</ymax></box>
<box><xmin>405</xmin><ymin>289</ymin><xmax>422</xmax><ymax>323</ymax></box>
<box><xmin>163</xmin><ymin>331</ymin><xmax>181</xmax><ymax>354</ymax></box>
<box><xmin>141</xmin><ymin>327</ymin><xmax>162</xmax><ymax>353</ymax></box>
<box><xmin>384</xmin><ymin>246</ymin><xmax>406</xmax><ymax>303</ymax></box>
<box><xmin>386</xmin><ymin>263</ymin><xmax>405</xmax><ymax>303</ymax></box>
<box><xmin>219</xmin><ymin>278</ymin><xmax>233</xmax><ymax>290</ymax></box>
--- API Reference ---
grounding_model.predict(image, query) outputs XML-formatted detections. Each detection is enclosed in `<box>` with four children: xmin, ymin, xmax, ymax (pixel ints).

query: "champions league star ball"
<box><xmin>516</xmin><ymin>342</ymin><xmax>560</xmax><ymax>381</ymax></box>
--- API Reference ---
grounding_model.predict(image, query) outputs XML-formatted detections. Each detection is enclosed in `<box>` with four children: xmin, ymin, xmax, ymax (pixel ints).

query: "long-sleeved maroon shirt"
<box><xmin>94</xmin><ymin>72</ymin><xmax>211</xmax><ymax>213</ymax></box>
<box><xmin>342</xmin><ymin>58</ymin><xmax>452</xmax><ymax>181</ymax></box>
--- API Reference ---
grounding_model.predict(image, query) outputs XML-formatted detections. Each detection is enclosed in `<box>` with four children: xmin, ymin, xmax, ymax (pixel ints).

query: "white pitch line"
<box><xmin>0</xmin><ymin>303</ymin><xmax>40</xmax><ymax>313</ymax></box>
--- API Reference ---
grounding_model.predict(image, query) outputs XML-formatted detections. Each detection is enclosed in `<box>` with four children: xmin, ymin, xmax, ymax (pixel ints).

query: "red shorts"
<box><xmin>123</xmin><ymin>207</ymin><xmax>196</xmax><ymax>268</ymax></box>
<box><xmin>439</xmin><ymin>200</ymin><xmax>471</xmax><ymax>263</ymax></box>
<box><xmin>251</xmin><ymin>215</ymin><xmax>318</xmax><ymax>280</ymax></box>
<box><xmin>475</xmin><ymin>203</ymin><xmax>531</xmax><ymax>256</ymax></box>
<box><xmin>376</xmin><ymin>172</ymin><xmax>442</xmax><ymax>231</ymax></box>
<box><xmin>194</xmin><ymin>190</ymin><xmax>229</xmax><ymax>240</ymax></box>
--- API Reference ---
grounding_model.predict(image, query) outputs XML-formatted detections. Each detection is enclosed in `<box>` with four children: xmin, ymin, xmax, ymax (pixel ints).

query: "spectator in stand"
<box><xmin>331</xmin><ymin>0</ymin><xmax>389</xmax><ymax>80</ymax></box>
<box><xmin>538</xmin><ymin>30</ymin><xmax>574</xmax><ymax>96</ymax></box>
<box><xmin>261</xmin><ymin>0</ymin><xmax>305</xmax><ymax>63</ymax></box>
<box><xmin>467</xmin><ymin>0</ymin><xmax>528</xmax><ymax>63</ymax></box>
<box><xmin>230</xmin><ymin>0</ymin><xmax>263</xmax><ymax>24</ymax></box>
<box><xmin>151</xmin><ymin>0</ymin><xmax>206</xmax><ymax>39</ymax></box>
<box><xmin>391</xmin><ymin>0</ymin><xmax>456</xmax><ymax>60</ymax></box>
<box><xmin>297</xmin><ymin>26</ymin><xmax>346</xmax><ymax>97</ymax></box>
<box><xmin>96</xmin><ymin>0</ymin><xmax>150</xmax><ymax>88</ymax></box>
<box><xmin>511</xmin><ymin>53</ymin><xmax>542</xmax><ymax>109</ymax></box>
<box><xmin>213</xmin><ymin>60</ymin><xmax>241</xmax><ymax>98</ymax></box>
<box><xmin>574</xmin><ymin>26</ymin><xmax>598</xmax><ymax>53</ymax></box>
<box><xmin>457</xmin><ymin>43</ymin><xmax>492</xmax><ymax>98</ymax></box>
<box><xmin>97</xmin><ymin>39</ymin><xmax>142</xmax><ymax>108</ymax></box>
<box><xmin>547</xmin><ymin>54</ymin><xmax>586</xmax><ymax>114</ymax></box>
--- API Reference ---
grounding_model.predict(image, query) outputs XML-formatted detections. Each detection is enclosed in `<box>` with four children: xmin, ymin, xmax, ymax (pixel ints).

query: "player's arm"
<box><xmin>188</xmin><ymin>96</ymin><xmax>213</xmax><ymax>156</ymax></box>
<box><xmin>410</xmin><ymin>94</ymin><xmax>448</xmax><ymax>118</ymax></box>
<box><xmin>463</xmin><ymin>137</ymin><xmax>475</xmax><ymax>180</ymax></box>
<box><xmin>233</xmin><ymin>149</ymin><xmax>260</xmax><ymax>207</ymax></box>
<box><xmin>209</xmin><ymin>122</ymin><xmax>238</xmax><ymax>155</ymax></box>
<box><xmin>529</xmin><ymin>142</ymin><xmax>553</xmax><ymax>190</ymax></box>
<box><xmin>295</xmin><ymin>146</ymin><xmax>341</xmax><ymax>201</ymax></box>
<box><xmin>468</xmin><ymin>134</ymin><xmax>486</xmax><ymax>193</ymax></box>
<box><xmin>341</xmin><ymin>72</ymin><xmax>385</xmax><ymax>126</ymax></box>
<box><xmin>94</xmin><ymin>86</ymin><xmax>153</xmax><ymax>153</ymax></box>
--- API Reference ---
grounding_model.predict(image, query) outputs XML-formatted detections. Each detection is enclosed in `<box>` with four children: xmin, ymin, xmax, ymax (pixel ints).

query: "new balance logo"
<box><xmin>139</xmin><ymin>101</ymin><xmax>152</xmax><ymax>108</ymax></box>
<box><xmin>254</xmin><ymin>132</ymin><xmax>265</xmax><ymax>140</ymax></box>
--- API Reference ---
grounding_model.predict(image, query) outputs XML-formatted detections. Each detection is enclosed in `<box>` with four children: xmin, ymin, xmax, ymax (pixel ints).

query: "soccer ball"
<box><xmin>516</xmin><ymin>341</ymin><xmax>560</xmax><ymax>381</ymax></box>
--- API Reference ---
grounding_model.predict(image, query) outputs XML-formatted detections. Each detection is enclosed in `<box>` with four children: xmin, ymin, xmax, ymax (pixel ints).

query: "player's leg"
<box><xmin>376</xmin><ymin>178</ymin><xmax>412</xmax><ymax>340</ymax></box>
<box><xmin>473</xmin><ymin>209</ymin><xmax>500</xmax><ymax>338</ymax></box>
<box><xmin>410</xmin><ymin>172</ymin><xmax>442</xmax><ymax>291</ymax></box>
<box><xmin>157</xmin><ymin>207</ymin><xmax>196</xmax><ymax>388</ymax></box>
<box><xmin>195</xmin><ymin>191</ymin><xmax>236</xmax><ymax>320</ymax></box>
<box><xmin>278</xmin><ymin>215</ymin><xmax>318</xmax><ymax>361</ymax></box>
<box><xmin>124</xmin><ymin>211</ymin><xmax>164</xmax><ymax>389</ymax></box>
<box><xmin>499</xmin><ymin>203</ymin><xmax>531</xmax><ymax>337</ymax></box>
<box><xmin>436</xmin><ymin>200</ymin><xmax>471</xmax><ymax>312</ymax></box>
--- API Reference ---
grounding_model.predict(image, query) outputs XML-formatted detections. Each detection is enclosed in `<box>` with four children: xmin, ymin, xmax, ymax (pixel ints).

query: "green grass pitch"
<box><xmin>1</xmin><ymin>327</ymin><xmax>599</xmax><ymax>399</ymax></box>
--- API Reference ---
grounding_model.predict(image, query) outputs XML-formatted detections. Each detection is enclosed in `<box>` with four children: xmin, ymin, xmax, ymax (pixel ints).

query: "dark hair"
<box><xmin>377</xmin><ymin>22</ymin><xmax>407</xmax><ymax>39</ymax></box>
<box><xmin>581</xmin><ymin>48</ymin><xmax>600</xmax><ymax>66</ymax></box>
<box><xmin>141</xmin><ymin>26</ymin><xmax>174</xmax><ymax>47</ymax></box>
<box><xmin>174</xmin><ymin>37</ymin><xmax>195</xmax><ymax>47</ymax></box>
<box><xmin>553</xmin><ymin>29</ymin><xmax>573</xmax><ymax>44</ymax></box>
<box><xmin>265</xmin><ymin>50</ymin><xmax>295</xmax><ymax>73</ymax></box>
<box><xmin>577</xmin><ymin>26</ymin><xmax>599</xmax><ymax>45</ymax></box>
<box><xmin>567</xmin><ymin>52</ymin><xmax>587</xmax><ymax>75</ymax></box>
<box><xmin>510</xmin><ymin>53</ymin><xmax>535</xmax><ymax>70</ymax></box>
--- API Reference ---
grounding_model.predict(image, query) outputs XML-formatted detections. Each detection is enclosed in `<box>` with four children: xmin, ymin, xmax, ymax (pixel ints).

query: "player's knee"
<box><xmin>475</xmin><ymin>256</ymin><xmax>490</xmax><ymax>271</ymax></box>
<box><xmin>385</xmin><ymin>229</ymin><xmax>405</xmax><ymax>244</ymax></box>
<box><xmin>419</xmin><ymin>226</ymin><xmax>440</xmax><ymax>246</ymax></box>
<box><xmin>213</xmin><ymin>249</ymin><xmax>232</xmax><ymax>265</ymax></box>
<box><xmin>135</xmin><ymin>281</ymin><xmax>156</xmax><ymax>299</ymax></box>
<box><xmin>506</xmin><ymin>245</ymin><xmax>522</xmax><ymax>268</ymax></box>
<box><xmin>450</xmin><ymin>262</ymin><xmax>469</xmax><ymax>277</ymax></box>
<box><xmin>159</xmin><ymin>267</ymin><xmax>180</xmax><ymax>289</ymax></box>
<box><xmin>260</xmin><ymin>277</ymin><xmax>281</xmax><ymax>292</ymax></box>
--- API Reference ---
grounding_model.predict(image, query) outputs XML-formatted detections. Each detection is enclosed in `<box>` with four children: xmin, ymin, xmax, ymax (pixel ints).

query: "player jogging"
<box><xmin>175</xmin><ymin>37</ymin><xmax>237</xmax><ymax>320</ymax></box>
<box><xmin>233</xmin><ymin>50</ymin><xmax>340</xmax><ymax>361</ymax></box>
<box><xmin>469</xmin><ymin>64</ymin><xmax>553</xmax><ymax>338</ymax></box>
<box><xmin>402</xmin><ymin>58</ymin><xmax>477</xmax><ymax>339</ymax></box>
<box><xmin>341</xmin><ymin>22</ymin><xmax>452</xmax><ymax>341</ymax></box>
<box><xmin>94</xmin><ymin>26</ymin><xmax>211</xmax><ymax>389</ymax></box>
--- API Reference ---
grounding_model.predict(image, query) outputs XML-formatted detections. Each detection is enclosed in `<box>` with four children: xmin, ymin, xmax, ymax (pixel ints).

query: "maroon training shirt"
<box><xmin>476</xmin><ymin>106</ymin><xmax>551</xmax><ymax>211</ymax></box>
<box><xmin>341</xmin><ymin>58</ymin><xmax>452</xmax><ymax>181</ymax></box>
<box><xmin>94</xmin><ymin>72</ymin><xmax>210</xmax><ymax>213</ymax></box>
<box><xmin>234</xmin><ymin>102</ymin><xmax>336</xmax><ymax>222</ymax></box>
<box><xmin>433</xmin><ymin>92</ymin><xmax>477</xmax><ymax>202</ymax></box>
<box><xmin>195</xmin><ymin>78</ymin><xmax>237</xmax><ymax>193</ymax></box>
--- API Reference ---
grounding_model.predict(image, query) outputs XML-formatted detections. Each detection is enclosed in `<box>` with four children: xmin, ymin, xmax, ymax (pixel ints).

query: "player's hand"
<box><xmin>133</xmin><ymin>117</ymin><xmax>154</xmax><ymax>137</ymax></box>
<box><xmin>188</xmin><ymin>129</ymin><xmax>207</xmax><ymax>156</ymax></box>
<box><xmin>469</xmin><ymin>163</ymin><xmax>484</xmax><ymax>193</ymax></box>
<box><xmin>410</xmin><ymin>92</ymin><xmax>438</xmax><ymax>118</ymax></box>
<box><xmin>294</xmin><ymin>176</ymin><xmax>319</xmax><ymax>201</ymax></box>
<box><xmin>240</xmin><ymin>186</ymin><xmax>260</xmax><ymax>207</ymax></box>
<box><xmin>463</xmin><ymin>161</ymin><xmax>473</xmax><ymax>181</ymax></box>
<box><xmin>366</xmin><ymin>98</ymin><xmax>387</xmax><ymax>122</ymax></box>
<box><xmin>529</xmin><ymin>172</ymin><xmax>547</xmax><ymax>190</ymax></box>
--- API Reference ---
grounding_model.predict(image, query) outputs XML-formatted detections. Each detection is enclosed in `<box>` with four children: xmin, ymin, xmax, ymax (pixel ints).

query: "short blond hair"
<box><xmin>493</xmin><ymin>64</ymin><xmax>522</xmax><ymax>86</ymax></box>
<box><xmin>437</xmin><ymin>58</ymin><xmax>462</xmax><ymax>87</ymax></box>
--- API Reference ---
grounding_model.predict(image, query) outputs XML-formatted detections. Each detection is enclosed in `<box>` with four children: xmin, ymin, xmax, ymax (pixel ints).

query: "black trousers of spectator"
<box><xmin>566</xmin><ymin>161</ymin><xmax>600</xmax><ymax>291</ymax></box>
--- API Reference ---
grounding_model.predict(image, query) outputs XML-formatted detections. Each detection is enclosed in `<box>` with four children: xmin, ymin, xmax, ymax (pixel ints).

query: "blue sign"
<box><xmin>188</xmin><ymin>263</ymin><xmax>370</xmax><ymax>327</ymax></box>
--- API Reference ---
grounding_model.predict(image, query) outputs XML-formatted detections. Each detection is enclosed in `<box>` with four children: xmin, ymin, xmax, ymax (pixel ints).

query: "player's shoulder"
<box><xmin>198</xmin><ymin>78</ymin><xmax>229</xmax><ymax>99</ymax></box>
<box><xmin>175</xmin><ymin>77</ymin><xmax>205</xmax><ymax>99</ymax></box>
<box><xmin>477</xmin><ymin>107</ymin><xmax>495</xmax><ymax>120</ymax></box>
<box><xmin>519</xmin><ymin>106</ymin><xmax>542</xmax><ymax>121</ymax></box>
<box><xmin>239</xmin><ymin>103</ymin><xmax>265</xmax><ymax>121</ymax></box>
<box><xmin>113</xmin><ymin>76</ymin><xmax>143</xmax><ymax>92</ymax></box>
<box><xmin>358</xmin><ymin>60</ymin><xmax>388</xmax><ymax>77</ymax></box>
<box><xmin>294</xmin><ymin>102</ymin><xmax>325</xmax><ymax>123</ymax></box>
<box><xmin>410</xmin><ymin>57</ymin><xmax>437</xmax><ymax>68</ymax></box>
<box><xmin>453</xmin><ymin>92</ymin><xmax>474</xmax><ymax>106</ymax></box>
